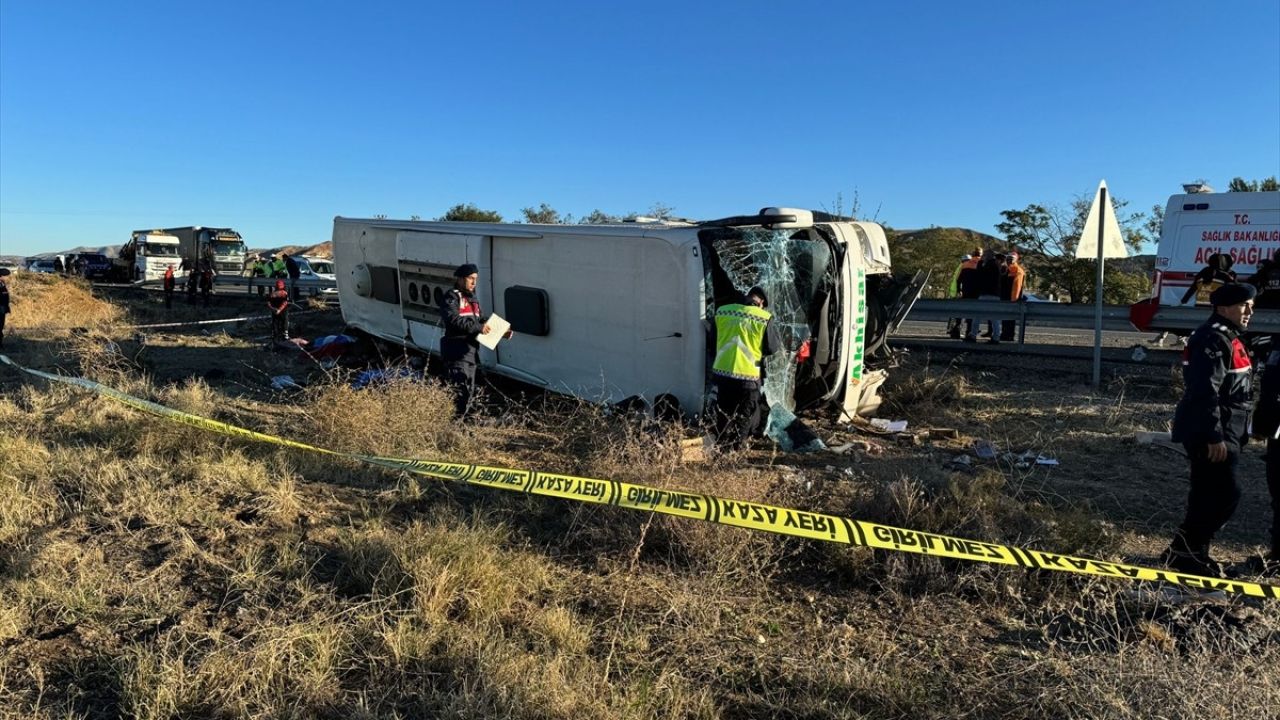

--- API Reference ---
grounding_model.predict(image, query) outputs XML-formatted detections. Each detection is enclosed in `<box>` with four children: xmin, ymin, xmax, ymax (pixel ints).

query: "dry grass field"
<box><xmin>1</xmin><ymin>274</ymin><xmax>1278</xmax><ymax>719</ymax></box>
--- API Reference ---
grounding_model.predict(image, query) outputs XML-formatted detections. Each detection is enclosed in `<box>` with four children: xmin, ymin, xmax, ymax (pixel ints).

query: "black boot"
<box><xmin>1236</xmin><ymin>544</ymin><xmax>1280</xmax><ymax>577</ymax></box>
<box><xmin>1160</xmin><ymin>537</ymin><xmax>1223</xmax><ymax>577</ymax></box>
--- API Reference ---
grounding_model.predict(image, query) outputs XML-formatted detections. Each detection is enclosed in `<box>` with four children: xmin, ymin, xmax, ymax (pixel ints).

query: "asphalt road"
<box><xmin>894</xmin><ymin>318</ymin><xmax>1177</xmax><ymax>349</ymax></box>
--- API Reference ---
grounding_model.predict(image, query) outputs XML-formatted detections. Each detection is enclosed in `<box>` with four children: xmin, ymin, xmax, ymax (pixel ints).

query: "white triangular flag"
<box><xmin>1076</xmin><ymin>180</ymin><xmax>1128</xmax><ymax>259</ymax></box>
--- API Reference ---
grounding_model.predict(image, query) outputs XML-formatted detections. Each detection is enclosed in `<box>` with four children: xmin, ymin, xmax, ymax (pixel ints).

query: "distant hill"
<box><xmin>250</xmin><ymin>242</ymin><xmax>332</xmax><ymax>259</ymax></box>
<box><xmin>892</xmin><ymin>227</ymin><xmax>1003</xmax><ymax>250</ymax></box>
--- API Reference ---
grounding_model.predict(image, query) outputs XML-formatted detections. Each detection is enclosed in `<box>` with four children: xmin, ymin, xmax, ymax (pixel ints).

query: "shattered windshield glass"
<box><xmin>701</xmin><ymin>227</ymin><xmax>837</xmax><ymax>451</ymax></box>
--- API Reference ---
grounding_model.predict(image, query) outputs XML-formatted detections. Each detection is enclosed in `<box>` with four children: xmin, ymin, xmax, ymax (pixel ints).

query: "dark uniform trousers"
<box><xmin>713</xmin><ymin>376</ymin><xmax>761</xmax><ymax>451</ymax></box>
<box><xmin>446</xmin><ymin>355</ymin><xmax>477</xmax><ymax>419</ymax></box>
<box><xmin>1173</xmin><ymin>441</ymin><xmax>1243</xmax><ymax>553</ymax></box>
<box><xmin>271</xmin><ymin>311</ymin><xmax>289</xmax><ymax>343</ymax></box>
<box><xmin>1265</xmin><ymin>439</ymin><xmax>1280</xmax><ymax>555</ymax></box>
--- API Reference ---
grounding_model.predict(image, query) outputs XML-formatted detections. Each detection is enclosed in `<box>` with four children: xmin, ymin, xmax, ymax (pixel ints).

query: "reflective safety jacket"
<box><xmin>1172</xmin><ymin>313</ymin><xmax>1252</xmax><ymax>446</ymax></box>
<box><xmin>270</xmin><ymin>259</ymin><xmax>288</xmax><ymax>278</ymax></box>
<box><xmin>713</xmin><ymin>303</ymin><xmax>773</xmax><ymax>381</ymax></box>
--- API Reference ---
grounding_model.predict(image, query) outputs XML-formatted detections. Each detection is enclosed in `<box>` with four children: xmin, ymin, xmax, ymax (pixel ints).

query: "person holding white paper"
<box><xmin>438</xmin><ymin>263</ymin><xmax>512</xmax><ymax>418</ymax></box>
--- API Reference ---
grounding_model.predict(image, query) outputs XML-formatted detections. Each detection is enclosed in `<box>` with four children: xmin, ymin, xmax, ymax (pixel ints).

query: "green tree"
<box><xmin>580</xmin><ymin>209</ymin><xmax>629</xmax><ymax>224</ymax></box>
<box><xmin>1228</xmin><ymin>176</ymin><xmax>1280</xmax><ymax>192</ymax></box>
<box><xmin>996</xmin><ymin>193</ymin><xmax>1154</xmax><ymax>304</ymax></box>
<box><xmin>521</xmin><ymin>203</ymin><xmax>563</xmax><ymax>224</ymax></box>
<box><xmin>438</xmin><ymin>203</ymin><xmax>503</xmax><ymax>222</ymax></box>
<box><xmin>646</xmin><ymin>202</ymin><xmax>675</xmax><ymax>220</ymax></box>
<box><xmin>886</xmin><ymin>228</ymin><xmax>992</xmax><ymax>299</ymax></box>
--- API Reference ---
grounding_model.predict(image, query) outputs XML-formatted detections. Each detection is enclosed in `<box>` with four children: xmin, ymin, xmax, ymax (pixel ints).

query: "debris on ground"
<box><xmin>1005</xmin><ymin>450</ymin><xmax>1059</xmax><ymax>469</ymax></box>
<box><xmin>895</xmin><ymin>430</ymin><xmax>929</xmax><ymax>447</ymax></box>
<box><xmin>869</xmin><ymin>418</ymin><xmax>909</xmax><ymax>432</ymax></box>
<box><xmin>351</xmin><ymin>367</ymin><xmax>421</xmax><ymax>390</ymax></box>
<box><xmin>1134</xmin><ymin>430</ymin><xmax>1174</xmax><ymax>445</ymax></box>
<box><xmin>766</xmin><ymin>405</ymin><xmax>827</xmax><ymax>452</ymax></box>
<box><xmin>971</xmin><ymin>439</ymin><xmax>998</xmax><ymax>459</ymax></box>
<box><xmin>680</xmin><ymin>437</ymin><xmax>708</xmax><ymax>463</ymax></box>
<box><xmin>308</xmin><ymin>333</ymin><xmax>356</xmax><ymax>359</ymax></box>
<box><xmin>270</xmin><ymin>374</ymin><xmax>304</xmax><ymax>391</ymax></box>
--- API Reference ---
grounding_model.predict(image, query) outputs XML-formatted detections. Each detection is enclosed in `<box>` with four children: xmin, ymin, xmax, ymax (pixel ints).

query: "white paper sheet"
<box><xmin>477</xmin><ymin>314</ymin><xmax>510</xmax><ymax>350</ymax></box>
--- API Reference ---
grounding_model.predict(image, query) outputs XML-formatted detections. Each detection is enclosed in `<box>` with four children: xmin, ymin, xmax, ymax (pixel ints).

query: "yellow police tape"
<box><xmin>3</xmin><ymin>352</ymin><xmax>1277</xmax><ymax>600</ymax></box>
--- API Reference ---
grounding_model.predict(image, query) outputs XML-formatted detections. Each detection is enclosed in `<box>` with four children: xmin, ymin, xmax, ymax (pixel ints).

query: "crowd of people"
<box><xmin>946</xmin><ymin>245</ymin><xmax>1027</xmax><ymax>343</ymax></box>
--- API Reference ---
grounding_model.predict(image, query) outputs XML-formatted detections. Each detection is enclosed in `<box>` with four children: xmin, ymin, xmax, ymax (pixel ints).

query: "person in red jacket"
<box><xmin>267</xmin><ymin>279</ymin><xmax>290</xmax><ymax>347</ymax></box>
<box><xmin>162</xmin><ymin>265</ymin><xmax>176</xmax><ymax>309</ymax></box>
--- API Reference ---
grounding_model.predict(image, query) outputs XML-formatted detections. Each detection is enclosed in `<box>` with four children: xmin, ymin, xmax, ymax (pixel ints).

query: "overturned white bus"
<box><xmin>332</xmin><ymin>208</ymin><xmax>921</xmax><ymax>423</ymax></box>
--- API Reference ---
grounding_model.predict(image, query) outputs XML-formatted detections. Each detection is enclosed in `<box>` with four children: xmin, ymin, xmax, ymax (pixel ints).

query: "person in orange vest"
<box><xmin>955</xmin><ymin>246</ymin><xmax>984</xmax><ymax>339</ymax></box>
<box><xmin>267</xmin><ymin>279</ymin><xmax>290</xmax><ymax>347</ymax></box>
<box><xmin>947</xmin><ymin>249</ymin><xmax>980</xmax><ymax>338</ymax></box>
<box><xmin>162</xmin><ymin>265</ymin><xmax>176</xmax><ymax>309</ymax></box>
<box><xmin>1000</xmin><ymin>250</ymin><xmax>1026</xmax><ymax>341</ymax></box>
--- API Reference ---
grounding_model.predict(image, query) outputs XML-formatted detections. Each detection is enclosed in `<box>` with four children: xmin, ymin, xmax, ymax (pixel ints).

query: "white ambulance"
<box><xmin>1130</xmin><ymin>187</ymin><xmax>1280</xmax><ymax>331</ymax></box>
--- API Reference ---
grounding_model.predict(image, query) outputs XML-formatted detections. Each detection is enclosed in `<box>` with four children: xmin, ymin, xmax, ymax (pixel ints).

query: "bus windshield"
<box><xmin>699</xmin><ymin>226</ymin><xmax>841</xmax><ymax>443</ymax></box>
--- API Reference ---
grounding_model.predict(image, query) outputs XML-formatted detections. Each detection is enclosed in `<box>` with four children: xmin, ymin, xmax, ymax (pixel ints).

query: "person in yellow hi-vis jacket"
<box><xmin>712</xmin><ymin>285</ymin><xmax>782</xmax><ymax>451</ymax></box>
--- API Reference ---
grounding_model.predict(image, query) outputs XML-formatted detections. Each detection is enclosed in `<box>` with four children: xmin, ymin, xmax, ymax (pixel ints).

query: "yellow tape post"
<box><xmin>3</xmin><ymin>353</ymin><xmax>1277</xmax><ymax>600</ymax></box>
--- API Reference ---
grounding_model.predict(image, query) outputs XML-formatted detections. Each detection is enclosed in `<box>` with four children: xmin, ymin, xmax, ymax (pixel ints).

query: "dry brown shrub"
<box><xmin>524</xmin><ymin>399</ymin><xmax>687</xmax><ymax>482</ymax></box>
<box><xmin>302</xmin><ymin>374</ymin><xmax>472</xmax><ymax>460</ymax></box>
<box><xmin>883</xmin><ymin>354</ymin><xmax>969</xmax><ymax>415</ymax></box>
<box><xmin>4</xmin><ymin>273</ymin><xmax>120</xmax><ymax>333</ymax></box>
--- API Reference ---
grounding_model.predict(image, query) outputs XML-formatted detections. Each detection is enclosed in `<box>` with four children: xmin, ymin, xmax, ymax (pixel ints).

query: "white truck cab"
<box><xmin>333</xmin><ymin>208</ymin><xmax>919</xmax><ymax>422</ymax></box>
<box><xmin>121</xmin><ymin>232</ymin><xmax>182</xmax><ymax>281</ymax></box>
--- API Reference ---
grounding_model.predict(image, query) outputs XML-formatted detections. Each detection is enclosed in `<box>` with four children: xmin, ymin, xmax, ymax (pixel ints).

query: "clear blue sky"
<box><xmin>1</xmin><ymin>0</ymin><xmax>1277</xmax><ymax>257</ymax></box>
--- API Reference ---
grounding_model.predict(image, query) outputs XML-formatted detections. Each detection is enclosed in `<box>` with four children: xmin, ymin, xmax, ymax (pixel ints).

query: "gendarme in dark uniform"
<box><xmin>439</xmin><ymin>262</ymin><xmax>487</xmax><ymax>418</ymax></box>
<box><xmin>1249</xmin><ymin>258</ymin><xmax>1280</xmax><ymax>575</ymax></box>
<box><xmin>1162</xmin><ymin>282</ymin><xmax>1256</xmax><ymax>577</ymax></box>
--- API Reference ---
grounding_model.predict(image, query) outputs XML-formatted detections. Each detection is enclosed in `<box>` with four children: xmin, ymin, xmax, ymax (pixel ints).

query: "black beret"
<box><xmin>454</xmin><ymin>263</ymin><xmax>479</xmax><ymax>278</ymax></box>
<box><xmin>1209</xmin><ymin>282</ymin><xmax>1257</xmax><ymax>307</ymax></box>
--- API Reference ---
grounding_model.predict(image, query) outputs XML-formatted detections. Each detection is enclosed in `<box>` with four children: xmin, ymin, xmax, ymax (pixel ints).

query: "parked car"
<box><xmin>27</xmin><ymin>259</ymin><xmax>57</xmax><ymax>274</ymax></box>
<box><xmin>291</xmin><ymin>255</ymin><xmax>337</xmax><ymax>294</ymax></box>
<box><xmin>72</xmin><ymin>252</ymin><xmax>112</xmax><ymax>280</ymax></box>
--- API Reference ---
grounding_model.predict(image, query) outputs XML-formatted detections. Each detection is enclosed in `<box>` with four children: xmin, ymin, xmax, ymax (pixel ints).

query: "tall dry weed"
<box><xmin>303</xmin><ymin>374</ymin><xmax>473</xmax><ymax>460</ymax></box>
<box><xmin>3</xmin><ymin>273</ymin><xmax>120</xmax><ymax>334</ymax></box>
